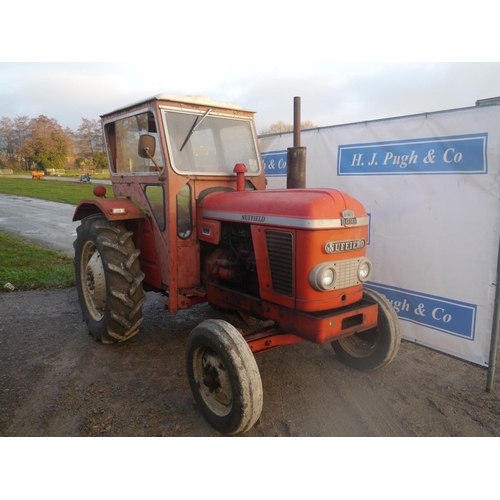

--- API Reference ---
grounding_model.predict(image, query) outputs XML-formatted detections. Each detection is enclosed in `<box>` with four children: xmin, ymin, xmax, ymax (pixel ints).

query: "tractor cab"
<box><xmin>87</xmin><ymin>95</ymin><xmax>266</xmax><ymax>312</ymax></box>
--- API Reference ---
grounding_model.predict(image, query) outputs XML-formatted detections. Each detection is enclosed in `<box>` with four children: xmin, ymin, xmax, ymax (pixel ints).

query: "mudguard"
<box><xmin>72</xmin><ymin>198</ymin><xmax>147</xmax><ymax>222</ymax></box>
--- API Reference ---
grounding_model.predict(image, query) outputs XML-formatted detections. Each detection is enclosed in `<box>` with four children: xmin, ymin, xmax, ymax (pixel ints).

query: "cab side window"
<box><xmin>177</xmin><ymin>184</ymin><xmax>192</xmax><ymax>239</ymax></box>
<box><xmin>106</xmin><ymin>111</ymin><xmax>164</xmax><ymax>174</ymax></box>
<box><xmin>145</xmin><ymin>185</ymin><xmax>166</xmax><ymax>230</ymax></box>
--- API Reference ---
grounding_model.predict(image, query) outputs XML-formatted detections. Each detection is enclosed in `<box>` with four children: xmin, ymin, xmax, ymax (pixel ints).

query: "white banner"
<box><xmin>259</xmin><ymin>104</ymin><xmax>500</xmax><ymax>366</ymax></box>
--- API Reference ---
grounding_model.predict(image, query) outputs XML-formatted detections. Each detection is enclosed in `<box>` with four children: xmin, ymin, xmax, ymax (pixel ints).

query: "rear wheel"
<box><xmin>331</xmin><ymin>288</ymin><xmax>400</xmax><ymax>371</ymax></box>
<box><xmin>186</xmin><ymin>319</ymin><xmax>263</xmax><ymax>435</ymax></box>
<box><xmin>74</xmin><ymin>214</ymin><xmax>146</xmax><ymax>343</ymax></box>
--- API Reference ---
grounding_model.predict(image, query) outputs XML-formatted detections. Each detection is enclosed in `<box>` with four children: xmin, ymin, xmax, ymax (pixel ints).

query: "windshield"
<box><xmin>163</xmin><ymin>109</ymin><xmax>261</xmax><ymax>175</ymax></box>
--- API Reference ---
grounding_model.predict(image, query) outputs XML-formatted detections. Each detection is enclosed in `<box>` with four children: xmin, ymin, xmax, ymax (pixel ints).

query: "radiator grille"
<box><xmin>266</xmin><ymin>231</ymin><xmax>293</xmax><ymax>296</ymax></box>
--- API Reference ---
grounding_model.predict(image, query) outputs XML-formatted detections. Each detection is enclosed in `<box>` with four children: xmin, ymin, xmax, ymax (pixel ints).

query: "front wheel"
<box><xmin>331</xmin><ymin>288</ymin><xmax>401</xmax><ymax>371</ymax></box>
<box><xmin>186</xmin><ymin>319</ymin><xmax>263</xmax><ymax>435</ymax></box>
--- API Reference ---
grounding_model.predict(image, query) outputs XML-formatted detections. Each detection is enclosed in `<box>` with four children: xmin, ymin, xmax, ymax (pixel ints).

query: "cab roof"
<box><xmin>101</xmin><ymin>94</ymin><xmax>247</xmax><ymax>118</ymax></box>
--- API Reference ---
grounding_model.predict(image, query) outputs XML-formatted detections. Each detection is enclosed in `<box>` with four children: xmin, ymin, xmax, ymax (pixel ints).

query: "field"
<box><xmin>0</xmin><ymin>177</ymin><xmax>97</xmax><ymax>205</ymax></box>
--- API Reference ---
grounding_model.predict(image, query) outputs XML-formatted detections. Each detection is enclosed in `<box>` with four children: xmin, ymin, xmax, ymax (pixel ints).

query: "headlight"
<box><xmin>309</xmin><ymin>263</ymin><xmax>337</xmax><ymax>291</ymax></box>
<box><xmin>357</xmin><ymin>258</ymin><xmax>373</xmax><ymax>282</ymax></box>
<box><xmin>309</xmin><ymin>258</ymin><xmax>373</xmax><ymax>292</ymax></box>
<box><xmin>322</xmin><ymin>268</ymin><xmax>335</xmax><ymax>287</ymax></box>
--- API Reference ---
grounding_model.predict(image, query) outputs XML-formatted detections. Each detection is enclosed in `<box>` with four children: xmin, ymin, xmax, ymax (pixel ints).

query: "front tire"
<box><xmin>186</xmin><ymin>319</ymin><xmax>263</xmax><ymax>435</ymax></box>
<box><xmin>74</xmin><ymin>214</ymin><xmax>146</xmax><ymax>343</ymax></box>
<box><xmin>331</xmin><ymin>288</ymin><xmax>401</xmax><ymax>371</ymax></box>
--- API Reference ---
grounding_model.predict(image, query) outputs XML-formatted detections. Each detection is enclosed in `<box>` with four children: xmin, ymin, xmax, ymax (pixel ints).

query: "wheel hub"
<box><xmin>339</xmin><ymin>330</ymin><xmax>379</xmax><ymax>358</ymax></box>
<box><xmin>81</xmin><ymin>241</ymin><xmax>107</xmax><ymax>321</ymax></box>
<box><xmin>193</xmin><ymin>347</ymin><xmax>232</xmax><ymax>417</ymax></box>
<box><xmin>203</xmin><ymin>364</ymin><xmax>221</xmax><ymax>392</ymax></box>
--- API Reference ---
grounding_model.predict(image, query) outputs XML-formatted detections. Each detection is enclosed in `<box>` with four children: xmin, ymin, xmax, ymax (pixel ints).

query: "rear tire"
<box><xmin>331</xmin><ymin>288</ymin><xmax>400</xmax><ymax>371</ymax></box>
<box><xmin>74</xmin><ymin>214</ymin><xmax>146</xmax><ymax>343</ymax></box>
<box><xmin>186</xmin><ymin>319</ymin><xmax>263</xmax><ymax>435</ymax></box>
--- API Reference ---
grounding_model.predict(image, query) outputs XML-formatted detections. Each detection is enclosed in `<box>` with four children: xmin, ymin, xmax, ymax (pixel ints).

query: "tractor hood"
<box><xmin>200</xmin><ymin>188</ymin><xmax>369</xmax><ymax>229</ymax></box>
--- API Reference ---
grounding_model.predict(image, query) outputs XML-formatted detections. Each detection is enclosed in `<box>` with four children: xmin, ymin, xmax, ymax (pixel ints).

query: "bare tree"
<box><xmin>0</xmin><ymin>117</ymin><xmax>16</xmax><ymax>165</ymax></box>
<box><xmin>0</xmin><ymin>115</ymin><xmax>33</xmax><ymax>169</ymax></box>
<box><xmin>76</xmin><ymin>118</ymin><xmax>103</xmax><ymax>156</ymax></box>
<box><xmin>260</xmin><ymin>120</ymin><xmax>317</xmax><ymax>135</ymax></box>
<box><xmin>75</xmin><ymin>118</ymin><xmax>106</xmax><ymax>168</ymax></box>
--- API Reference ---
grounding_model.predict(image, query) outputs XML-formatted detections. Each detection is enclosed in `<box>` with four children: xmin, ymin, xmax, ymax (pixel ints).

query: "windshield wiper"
<box><xmin>179</xmin><ymin>108</ymin><xmax>212</xmax><ymax>152</ymax></box>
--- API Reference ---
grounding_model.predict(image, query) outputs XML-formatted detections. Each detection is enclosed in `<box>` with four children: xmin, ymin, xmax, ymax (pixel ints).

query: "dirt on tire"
<box><xmin>1</xmin><ymin>287</ymin><xmax>499</xmax><ymax>437</ymax></box>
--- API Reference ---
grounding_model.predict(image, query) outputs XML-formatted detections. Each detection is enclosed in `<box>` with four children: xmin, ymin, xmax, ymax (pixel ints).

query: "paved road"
<box><xmin>0</xmin><ymin>176</ymin><xmax>111</xmax><ymax>255</ymax></box>
<box><xmin>0</xmin><ymin>193</ymin><xmax>78</xmax><ymax>256</ymax></box>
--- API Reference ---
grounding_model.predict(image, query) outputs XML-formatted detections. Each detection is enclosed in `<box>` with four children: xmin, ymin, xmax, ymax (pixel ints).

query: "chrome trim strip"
<box><xmin>203</xmin><ymin>210</ymin><xmax>370</xmax><ymax>228</ymax></box>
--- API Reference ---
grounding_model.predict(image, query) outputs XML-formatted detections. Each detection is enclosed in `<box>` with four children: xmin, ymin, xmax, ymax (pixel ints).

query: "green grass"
<box><xmin>8</xmin><ymin>170</ymin><xmax>110</xmax><ymax>179</ymax></box>
<box><xmin>0</xmin><ymin>177</ymin><xmax>100</xmax><ymax>205</ymax></box>
<box><xmin>0</xmin><ymin>178</ymin><xmax>83</xmax><ymax>290</ymax></box>
<box><xmin>0</xmin><ymin>231</ymin><xmax>75</xmax><ymax>291</ymax></box>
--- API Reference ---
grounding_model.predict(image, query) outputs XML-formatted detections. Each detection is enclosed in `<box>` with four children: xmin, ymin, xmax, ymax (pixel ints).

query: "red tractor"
<box><xmin>73</xmin><ymin>94</ymin><xmax>400</xmax><ymax>434</ymax></box>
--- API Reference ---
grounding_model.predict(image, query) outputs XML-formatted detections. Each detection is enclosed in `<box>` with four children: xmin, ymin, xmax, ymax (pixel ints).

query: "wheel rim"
<box><xmin>81</xmin><ymin>240</ymin><xmax>106</xmax><ymax>321</ymax></box>
<box><xmin>192</xmin><ymin>345</ymin><xmax>232</xmax><ymax>417</ymax></box>
<box><xmin>337</xmin><ymin>329</ymin><xmax>380</xmax><ymax>359</ymax></box>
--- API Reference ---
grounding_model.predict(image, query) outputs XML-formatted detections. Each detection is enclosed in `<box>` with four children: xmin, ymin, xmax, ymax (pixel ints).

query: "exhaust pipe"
<box><xmin>287</xmin><ymin>96</ymin><xmax>307</xmax><ymax>189</ymax></box>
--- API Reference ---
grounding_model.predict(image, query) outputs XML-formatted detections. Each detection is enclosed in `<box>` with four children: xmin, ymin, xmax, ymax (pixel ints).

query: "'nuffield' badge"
<box><xmin>341</xmin><ymin>209</ymin><xmax>357</xmax><ymax>226</ymax></box>
<box><xmin>325</xmin><ymin>239</ymin><xmax>365</xmax><ymax>254</ymax></box>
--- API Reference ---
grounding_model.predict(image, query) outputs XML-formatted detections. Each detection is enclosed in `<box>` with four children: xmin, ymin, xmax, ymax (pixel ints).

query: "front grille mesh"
<box><xmin>266</xmin><ymin>231</ymin><xmax>293</xmax><ymax>296</ymax></box>
<box><xmin>331</xmin><ymin>258</ymin><xmax>362</xmax><ymax>289</ymax></box>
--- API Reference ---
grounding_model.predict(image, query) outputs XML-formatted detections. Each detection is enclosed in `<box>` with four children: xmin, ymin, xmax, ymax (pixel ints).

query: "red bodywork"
<box><xmin>200</xmin><ymin>188</ymin><xmax>369</xmax><ymax>310</ymax></box>
<box><xmin>197</xmin><ymin>187</ymin><xmax>377</xmax><ymax>350</ymax></box>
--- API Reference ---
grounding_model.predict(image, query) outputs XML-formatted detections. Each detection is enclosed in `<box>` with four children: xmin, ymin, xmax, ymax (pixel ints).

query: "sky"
<box><xmin>2</xmin><ymin>2</ymin><xmax>499</xmax><ymax>137</ymax></box>
<box><xmin>1</xmin><ymin>62</ymin><xmax>500</xmax><ymax>135</ymax></box>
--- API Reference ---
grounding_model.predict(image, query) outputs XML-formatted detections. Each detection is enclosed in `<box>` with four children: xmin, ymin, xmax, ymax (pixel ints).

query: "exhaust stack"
<box><xmin>287</xmin><ymin>96</ymin><xmax>307</xmax><ymax>189</ymax></box>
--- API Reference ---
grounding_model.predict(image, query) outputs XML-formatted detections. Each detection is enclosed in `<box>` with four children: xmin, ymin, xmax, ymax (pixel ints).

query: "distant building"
<box><xmin>476</xmin><ymin>96</ymin><xmax>500</xmax><ymax>106</ymax></box>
